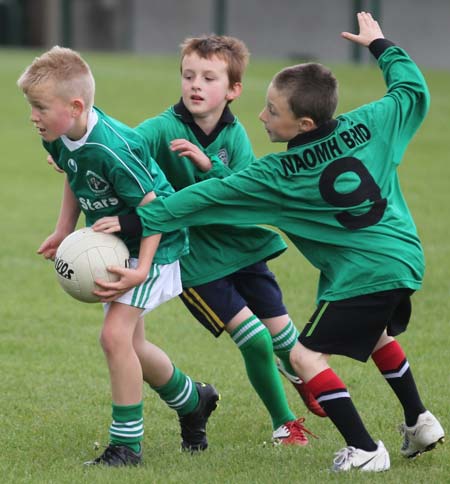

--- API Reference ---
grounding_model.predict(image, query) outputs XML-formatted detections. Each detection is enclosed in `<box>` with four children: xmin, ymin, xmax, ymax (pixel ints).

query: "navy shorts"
<box><xmin>179</xmin><ymin>261</ymin><xmax>288</xmax><ymax>337</ymax></box>
<box><xmin>299</xmin><ymin>288</ymin><xmax>413</xmax><ymax>362</ymax></box>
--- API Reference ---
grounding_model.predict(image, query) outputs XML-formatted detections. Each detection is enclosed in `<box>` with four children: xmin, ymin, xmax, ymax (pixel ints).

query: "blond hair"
<box><xmin>17</xmin><ymin>46</ymin><xmax>95</xmax><ymax>109</ymax></box>
<box><xmin>180</xmin><ymin>35</ymin><xmax>250</xmax><ymax>86</ymax></box>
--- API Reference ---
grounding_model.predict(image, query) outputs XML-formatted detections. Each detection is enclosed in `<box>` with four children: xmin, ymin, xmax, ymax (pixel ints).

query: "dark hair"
<box><xmin>180</xmin><ymin>35</ymin><xmax>250</xmax><ymax>85</ymax></box>
<box><xmin>272</xmin><ymin>63</ymin><xmax>338</xmax><ymax>126</ymax></box>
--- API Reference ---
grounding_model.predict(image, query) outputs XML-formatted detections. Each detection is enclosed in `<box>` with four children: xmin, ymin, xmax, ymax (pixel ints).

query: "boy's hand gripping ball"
<box><xmin>54</xmin><ymin>227</ymin><xmax>129</xmax><ymax>303</ymax></box>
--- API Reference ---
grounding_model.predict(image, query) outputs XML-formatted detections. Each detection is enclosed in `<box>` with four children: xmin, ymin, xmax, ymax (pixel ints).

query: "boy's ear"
<box><xmin>70</xmin><ymin>98</ymin><xmax>86</xmax><ymax>117</ymax></box>
<box><xmin>298</xmin><ymin>116</ymin><xmax>317</xmax><ymax>133</ymax></box>
<box><xmin>226</xmin><ymin>82</ymin><xmax>243</xmax><ymax>102</ymax></box>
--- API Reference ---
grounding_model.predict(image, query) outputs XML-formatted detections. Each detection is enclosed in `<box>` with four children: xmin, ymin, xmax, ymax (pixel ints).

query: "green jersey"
<box><xmin>135</xmin><ymin>101</ymin><xmax>287</xmax><ymax>286</ymax></box>
<box><xmin>44</xmin><ymin>107</ymin><xmax>188</xmax><ymax>262</ymax></box>
<box><xmin>136</xmin><ymin>42</ymin><xmax>429</xmax><ymax>302</ymax></box>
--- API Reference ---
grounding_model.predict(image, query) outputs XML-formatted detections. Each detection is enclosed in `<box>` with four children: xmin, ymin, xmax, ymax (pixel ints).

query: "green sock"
<box><xmin>272</xmin><ymin>320</ymin><xmax>300</xmax><ymax>378</ymax></box>
<box><xmin>110</xmin><ymin>401</ymin><xmax>143</xmax><ymax>453</ymax></box>
<box><xmin>152</xmin><ymin>366</ymin><xmax>199</xmax><ymax>416</ymax></box>
<box><xmin>231</xmin><ymin>315</ymin><xmax>296</xmax><ymax>429</ymax></box>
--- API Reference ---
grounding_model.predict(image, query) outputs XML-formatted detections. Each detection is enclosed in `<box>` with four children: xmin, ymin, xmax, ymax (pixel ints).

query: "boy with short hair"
<box><xmin>17</xmin><ymin>46</ymin><xmax>219</xmax><ymax>467</ymax></box>
<box><xmin>94</xmin><ymin>34</ymin><xmax>322</xmax><ymax>446</ymax></box>
<box><xmin>96</xmin><ymin>13</ymin><xmax>445</xmax><ymax>471</ymax></box>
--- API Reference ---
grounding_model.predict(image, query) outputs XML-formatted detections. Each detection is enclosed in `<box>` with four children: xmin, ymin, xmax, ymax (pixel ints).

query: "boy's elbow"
<box><xmin>417</xmin><ymin>71</ymin><xmax>431</xmax><ymax>115</ymax></box>
<box><xmin>415</xmin><ymin>88</ymin><xmax>431</xmax><ymax>120</ymax></box>
<box><xmin>423</xmin><ymin>88</ymin><xmax>431</xmax><ymax>116</ymax></box>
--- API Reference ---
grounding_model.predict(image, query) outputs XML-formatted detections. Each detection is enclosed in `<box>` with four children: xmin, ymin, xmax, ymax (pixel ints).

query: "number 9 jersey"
<box><xmin>136</xmin><ymin>42</ymin><xmax>429</xmax><ymax>303</ymax></box>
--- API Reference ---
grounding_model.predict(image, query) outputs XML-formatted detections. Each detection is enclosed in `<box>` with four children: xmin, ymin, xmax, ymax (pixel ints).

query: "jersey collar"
<box><xmin>173</xmin><ymin>98</ymin><xmax>235</xmax><ymax>124</ymax></box>
<box><xmin>61</xmin><ymin>108</ymin><xmax>99</xmax><ymax>151</ymax></box>
<box><xmin>287</xmin><ymin>119</ymin><xmax>338</xmax><ymax>149</ymax></box>
<box><xmin>173</xmin><ymin>99</ymin><xmax>235</xmax><ymax>148</ymax></box>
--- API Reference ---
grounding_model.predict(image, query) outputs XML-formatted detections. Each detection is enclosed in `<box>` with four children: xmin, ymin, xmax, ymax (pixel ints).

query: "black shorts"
<box><xmin>179</xmin><ymin>261</ymin><xmax>288</xmax><ymax>337</ymax></box>
<box><xmin>299</xmin><ymin>289</ymin><xmax>413</xmax><ymax>362</ymax></box>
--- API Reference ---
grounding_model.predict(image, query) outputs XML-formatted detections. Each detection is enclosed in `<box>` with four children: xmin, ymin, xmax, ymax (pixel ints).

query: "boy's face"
<box><xmin>181</xmin><ymin>53</ymin><xmax>241</xmax><ymax>119</ymax></box>
<box><xmin>25</xmin><ymin>81</ymin><xmax>77</xmax><ymax>142</ymax></box>
<box><xmin>259</xmin><ymin>83</ymin><xmax>300</xmax><ymax>142</ymax></box>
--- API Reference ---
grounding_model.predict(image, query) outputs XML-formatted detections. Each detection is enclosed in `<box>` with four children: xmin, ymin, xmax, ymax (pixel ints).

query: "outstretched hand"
<box><xmin>341</xmin><ymin>11</ymin><xmax>384</xmax><ymax>47</ymax></box>
<box><xmin>37</xmin><ymin>231</ymin><xmax>68</xmax><ymax>260</ymax></box>
<box><xmin>170</xmin><ymin>138</ymin><xmax>212</xmax><ymax>172</ymax></box>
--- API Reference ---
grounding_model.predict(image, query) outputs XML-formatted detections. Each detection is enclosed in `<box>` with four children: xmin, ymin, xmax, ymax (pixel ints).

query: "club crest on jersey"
<box><xmin>68</xmin><ymin>158</ymin><xmax>78</xmax><ymax>172</ymax></box>
<box><xmin>86</xmin><ymin>170</ymin><xmax>110</xmax><ymax>194</ymax></box>
<box><xmin>217</xmin><ymin>148</ymin><xmax>229</xmax><ymax>166</ymax></box>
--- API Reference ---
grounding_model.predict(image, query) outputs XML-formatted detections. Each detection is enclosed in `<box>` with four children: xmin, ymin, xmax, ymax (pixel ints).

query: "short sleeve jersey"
<box><xmin>136</xmin><ymin>43</ymin><xmax>429</xmax><ymax>302</ymax></box>
<box><xmin>135</xmin><ymin>101</ymin><xmax>287</xmax><ymax>287</ymax></box>
<box><xmin>44</xmin><ymin>107</ymin><xmax>188</xmax><ymax>262</ymax></box>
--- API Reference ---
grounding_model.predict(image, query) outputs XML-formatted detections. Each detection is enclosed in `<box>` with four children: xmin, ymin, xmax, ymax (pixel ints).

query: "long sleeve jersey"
<box><xmin>136</xmin><ymin>40</ymin><xmax>430</xmax><ymax>302</ymax></box>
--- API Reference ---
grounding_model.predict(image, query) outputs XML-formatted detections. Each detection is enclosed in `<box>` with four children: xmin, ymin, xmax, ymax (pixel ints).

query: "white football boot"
<box><xmin>332</xmin><ymin>440</ymin><xmax>390</xmax><ymax>472</ymax></box>
<box><xmin>400</xmin><ymin>410</ymin><xmax>445</xmax><ymax>458</ymax></box>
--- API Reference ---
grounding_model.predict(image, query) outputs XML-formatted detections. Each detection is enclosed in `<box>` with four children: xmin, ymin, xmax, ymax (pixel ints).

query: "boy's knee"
<box><xmin>289</xmin><ymin>344</ymin><xmax>307</xmax><ymax>370</ymax></box>
<box><xmin>289</xmin><ymin>342</ymin><xmax>327</xmax><ymax>379</ymax></box>
<box><xmin>99</xmin><ymin>326</ymin><xmax>123</xmax><ymax>355</ymax></box>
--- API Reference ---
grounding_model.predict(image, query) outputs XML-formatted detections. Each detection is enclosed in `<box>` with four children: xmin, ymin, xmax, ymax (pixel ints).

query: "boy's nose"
<box><xmin>30</xmin><ymin>109</ymin><xmax>39</xmax><ymax>122</ymax></box>
<box><xmin>190</xmin><ymin>77</ymin><xmax>202</xmax><ymax>90</ymax></box>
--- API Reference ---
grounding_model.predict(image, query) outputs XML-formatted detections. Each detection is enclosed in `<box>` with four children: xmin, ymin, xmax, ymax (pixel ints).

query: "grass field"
<box><xmin>1</xmin><ymin>48</ymin><xmax>449</xmax><ymax>483</ymax></box>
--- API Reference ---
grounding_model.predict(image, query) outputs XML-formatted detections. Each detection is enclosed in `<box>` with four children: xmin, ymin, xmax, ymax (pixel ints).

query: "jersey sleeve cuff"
<box><xmin>196</xmin><ymin>155</ymin><xmax>232</xmax><ymax>180</ymax></box>
<box><xmin>369</xmin><ymin>38</ymin><xmax>396</xmax><ymax>59</ymax></box>
<box><xmin>118</xmin><ymin>212</ymin><xmax>143</xmax><ymax>237</ymax></box>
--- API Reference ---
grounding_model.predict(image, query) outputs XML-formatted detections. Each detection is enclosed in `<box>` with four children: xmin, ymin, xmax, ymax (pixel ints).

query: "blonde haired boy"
<box><xmin>18</xmin><ymin>46</ymin><xmax>219</xmax><ymax>466</ymax></box>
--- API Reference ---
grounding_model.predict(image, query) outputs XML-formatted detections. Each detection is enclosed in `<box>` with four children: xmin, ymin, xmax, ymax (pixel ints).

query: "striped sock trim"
<box><xmin>372</xmin><ymin>340</ymin><xmax>410</xmax><ymax>379</ymax></box>
<box><xmin>110</xmin><ymin>417</ymin><xmax>144</xmax><ymax>439</ymax></box>
<box><xmin>306</xmin><ymin>368</ymin><xmax>350</xmax><ymax>404</ymax></box>
<box><xmin>231</xmin><ymin>315</ymin><xmax>266</xmax><ymax>348</ymax></box>
<box><xmin>272</xmin><ymin>320</ymin><xmax>299</xmax><ymax>351</ymax></box>
<box><xmin>316</xmin><ymin>390</ymin><xmax>351</xmax><ymax>404</ymax></box>
<box><xmin>384</xmin><ymin>360</ymin><xmax>410</xmax><ymax>379</ymax></box>
<box><xmin>165</xmin><ymin>376</ymin><xmax>194</xmax><ymax>411</ymax></box>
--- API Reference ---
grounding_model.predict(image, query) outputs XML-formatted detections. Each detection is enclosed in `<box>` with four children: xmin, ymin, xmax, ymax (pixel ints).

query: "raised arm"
<box><xmin>341</xmin><ymin>11</ymin><xmax>384</xmax><ymax>46</ymax></box>
<box><xmin>342</xmin><ymin>11</ymin><xmax>429</xmax><ymax>163</ymax></box>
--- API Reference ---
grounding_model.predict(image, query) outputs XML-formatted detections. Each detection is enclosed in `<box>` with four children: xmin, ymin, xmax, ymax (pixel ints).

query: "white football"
<box><xmin>54</xmin><ymin>227</ymin><xmax>129</xmax><ymax>303</ymax></box>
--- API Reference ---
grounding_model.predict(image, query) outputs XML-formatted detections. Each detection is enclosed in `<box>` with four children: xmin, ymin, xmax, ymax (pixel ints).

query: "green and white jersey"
<box><xmin>135</xmin><ymin>101</ymin><xmax>287</xmax><ymax>287</ymax></box>
<box><xmin>136</xmin><ymin>42</ymin><xmax>429</xmax><ymax>302</ymax></box>
<box><xmin>44</xmin><ymin>107</ymin><xmax>188</xmax><ymax>262</ymax></box>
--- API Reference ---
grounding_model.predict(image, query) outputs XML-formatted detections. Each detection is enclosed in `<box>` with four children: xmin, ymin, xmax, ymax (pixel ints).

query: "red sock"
<box><xmin>372</xmin><ymin>340</ymin><xmax>406</xmax><ymax>373</ymax></box>
<box><xmin>306</xmin><ymin>368</ymin><xmax>347</xmax><ymax>400</ymax></box>
<box><xmin>372</xmin><ymin>340</ymin><xmax>425</xmax><ymax>426</ymax></box>
<box><xmin>306</xmin><ymin>368</ymin><xmax>376</xmax><ymax>450</ymax></box>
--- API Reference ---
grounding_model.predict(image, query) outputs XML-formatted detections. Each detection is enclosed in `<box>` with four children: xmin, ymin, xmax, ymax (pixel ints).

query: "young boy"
<box><xmin>95</xmin><ymin>13</ymin><xmax>445</xmax><ymax>471</ymax></box>
<box><xmin>94</xmin><ymin>34</ymin><xmax>323</xmax><ymax>446</ymax></box>
<box><xmin>17</xmin><ymin>46</ymin><xmax>219</xmax><ymax>467</ymax></box>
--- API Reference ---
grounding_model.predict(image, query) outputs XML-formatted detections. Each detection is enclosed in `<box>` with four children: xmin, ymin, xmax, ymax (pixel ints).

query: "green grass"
<box><xmin>1</xmin><ymin>48</ymin><xmax>449</xmax><ymax>483</ymax></box>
